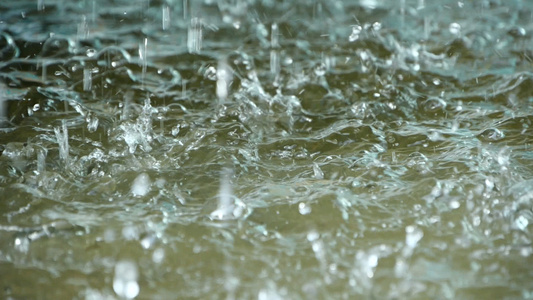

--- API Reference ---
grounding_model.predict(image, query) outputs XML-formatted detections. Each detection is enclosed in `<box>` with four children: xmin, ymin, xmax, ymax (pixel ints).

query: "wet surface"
<box><xmin>1</xmin><ymin>0</ymin><xmax>533</xmax><ymax>299</ymax></box>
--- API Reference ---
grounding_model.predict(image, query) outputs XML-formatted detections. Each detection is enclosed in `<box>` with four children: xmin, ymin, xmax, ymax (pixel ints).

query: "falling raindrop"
<box><xmin>37</xmin><ymin>0</ymin><xmax>45</xmax><ymax>11</ymax></box>
<box><xmin>217</xmin><ymin>59</ymin><xmax>232</xmax><ymax>102</ymax></box>
<box><xmin>187</xmin><ymin>18</ymin><xmax>202</xmax><ymax>53</ymax></box>
<box><xmin>83</xmin><ymin>68</ymin><xmax>92</xmax><ymax>91</ymax></box>
<box><xmin>162</xmin><ymin>5</ymin><xmax>170</xmax><ymax>30</ymax></box>
<box><xmin>54</xmin><ymin>120</ymin><xmax>69</xmax><ymax>166</ymax></box>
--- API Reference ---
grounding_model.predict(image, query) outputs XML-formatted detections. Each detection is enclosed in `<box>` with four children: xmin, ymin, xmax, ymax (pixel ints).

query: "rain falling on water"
<box><xmin>0</xmin><ymin>0</ymin><xmax>533</xmax><ymax>299</ymax></box>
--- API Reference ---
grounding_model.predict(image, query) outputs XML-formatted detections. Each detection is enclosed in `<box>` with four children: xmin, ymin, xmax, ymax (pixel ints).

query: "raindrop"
<box><xmin>162</xmin><ymin>5</ymin><xmax>170</xmax><ymax>30</ymax></box>
<box><xmin>514</xmin><ymin>215</ymin><xmax>529</xmax><ymax>231</ymax></box>
<box><xmin>54</xmin><ymin>120</ymin><xmax>69</xmax><ymax>166</ymax></box>
<box><xmin>405</xmin><ymin>225</ymin><xmax>423</xmax><ymax>248</ymax></box>
<box><xmin>217</xmin><ymin>59</ymin><xmax>233</xmax><ymax>101</ymax></box>
<box><xmin>187</xmin><ymin>18</ymin><xmax>202</xmax><ymax>53</ymax></box>
<box><xmin>313</xmin><ymin>163</ymin><xmax>324</xmax><ymax>179</ymax></box>
<box><xmin>449</xmin><ymin>22</ymin><xmax>461</xmax><ymax>35</ymax></box>
<box><xmin>314</xmin><ymin>62</ymin><xmax>326</xmax><ymax>77</ymax></box>
<box><xmin>204</xmin><ymin>66</ymin><xmax>217</xmax><ymax>81</ymax></box>
<box><xmin>14</xmin><ymin>236</ymin><xmax>30</xmax><ymax>253</ymax></box>
<box><xmin>113</xmin><ymin>261</ymin><xmax>140</xmax><ymax>299</ymax></box>
<box><xmin>86</xmin><ymin>48</ymin><xmax>96</xmax><ymax>58</ymax></box>
<box><xmin>152</xmin><ymin>248</ymin><xmax>165</xmax><ymax>264</ymax></box>
<box><xmin>131</xmin><ymin>173</ymin><xmax>151</xmax><ymax>197</ymax></box>
<box><xmin>83</xmin><ymin>68</ymin><xmax>92</xmax><ymax>91</ymax></box>
<box><xmin>78</xmin><ymin>15</ymin><xmax>89</xmax><ymax>40</ymax></box>
<box><xmin>270</xmin><ymin>50</ymin><xmax>280</xmax><ymax>77</ymax></box>
<box><xmin>349</xmin><ymin>25</ymin><xmax>362</xmax><ymax>42</ymax></box>
<box><xmin>298</xmin><ymin>202</ymin><xmax>311</xmax><ymax>215</ymax></box>
<box><xmin>37</xmin><ymin>0</ymin><xmax>45</xmax><ymax>11</ymax></box>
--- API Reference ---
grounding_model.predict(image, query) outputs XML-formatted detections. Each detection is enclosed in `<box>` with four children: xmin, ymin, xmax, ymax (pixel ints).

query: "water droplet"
<box><xmin>515</xmin><ymin>215</ymin><xmax>529</xmax><ymax>231</ymax></box>
<box><xmin>204</xmin><ymin>66</ymin><xmax>217</xmax><ymax>81</ymax></box>
<box><xmin>217</xmin><ymin>59</ymin><xmax>232</xmax><ymax>101</ymax></box>
<box><xmin>14</xmin><ymin>236</ymin><xmax>30</xmax><ymax>253</ymax></box>
<box><xmin>306</xmin><ymin>230</ymin><xmax>320</xmax><ymax>242</ymax></box>
<box><xmin>131</xmin><ymin>173</ymin><xmax>151</xmax><ymax>197</ymax></box>
<box><xmin>86</xmin><ymin>48</ymin><xmax>96</xmax><ymax>57</ymax></box>
<box><xmin>349</xmin><ymin>25</ymin><xmax>362</xmax><ymax>42</ymax></box>
<box><xmin>113</xmin><ymin>261</ymin><xmax>140</xmax><ymax>299</ymax></box>
<box><xmin>405</xmin><ymin>225</ymin><xmax>423</xmax><ymax>248</ymax></box>
<box><xmin>314</xmin><ymin>62</ymin><xmax>326</xmax><ymax>77</ymax></box>
<box><xmin>313</xmin><ymin>163</ymin><xmax>324</xmax><ymax>179</ymax></box>
<box><xmin>152</xmin><ymin>248</ymin><xmax>165</xmax><ymax>264</ymax></box>
<box><xmin>449</xmin><ymin>22</ymin><xmax>461</xmax><ymax>35</ymax></box>
<box><xmin>298</xmin><ymin>202</ymin><xmax>311</xmax><ymax>215</ymax></box>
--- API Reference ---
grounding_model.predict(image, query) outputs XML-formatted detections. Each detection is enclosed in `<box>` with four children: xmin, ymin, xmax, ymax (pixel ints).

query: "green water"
<box><xmin>1</xmin><ymin>0</ymin><xmax>533</xmax><ymax>299</ymax></box>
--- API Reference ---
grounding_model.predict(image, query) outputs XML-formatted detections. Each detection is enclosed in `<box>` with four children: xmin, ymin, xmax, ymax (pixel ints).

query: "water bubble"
<box><xmin>113</xmin><ymin>261</ymin><xmax>140</xmax><ymax>299</ymax></box>
<box><xmin>478</xmin><ymin>128</ymin><xmax>504</xmax><ymax>142</ymax></box>
<box><xmin>423</xmin><ymin>97</ymin><xmax>447</xmax><ymax>113</ymax></box>
<box><xmin>131</xmin><ymin>173</ymin><xmax>151</xmax><ymax>197</ymax></box>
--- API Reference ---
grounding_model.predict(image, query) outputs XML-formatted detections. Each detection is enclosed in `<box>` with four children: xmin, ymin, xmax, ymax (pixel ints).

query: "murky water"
<box><xmin>1</xmin><ymin>0</ymin><xmax>533</xmax><ymax>299</ymax></box>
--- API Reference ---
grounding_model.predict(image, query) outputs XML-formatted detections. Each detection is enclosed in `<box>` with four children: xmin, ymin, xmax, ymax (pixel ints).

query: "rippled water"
<box><xmin>1</xmin><ymin>0</ymin><xmax>533</xmax><ymax>299</ymax></box>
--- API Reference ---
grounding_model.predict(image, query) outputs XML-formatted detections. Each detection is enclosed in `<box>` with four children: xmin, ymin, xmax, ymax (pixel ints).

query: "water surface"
<box><xmin>1</xmin><ymin>0</ymin><xmax>533</xmax><ymax>299</ymax></box>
